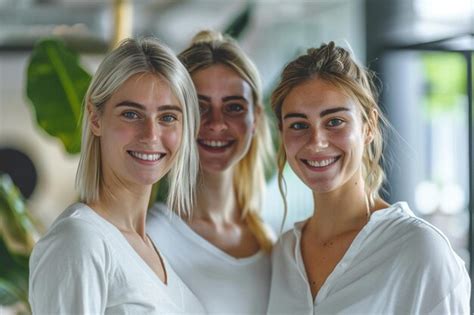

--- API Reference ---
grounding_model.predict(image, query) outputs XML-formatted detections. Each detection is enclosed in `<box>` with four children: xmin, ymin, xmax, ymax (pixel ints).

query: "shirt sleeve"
<box><xmin>402</xmin><ymin>221</ymin><xmax>471</xmax><ymax>314</ymax></box>
<box><xmin>29</xmin><ymin>218</ymin><xmax>111</xmax><ymax>314</ymax></box>
<box><xmin>428</xmin><ymin>279</ymin><xmax>471</xmax><ymax>315</ymax></box>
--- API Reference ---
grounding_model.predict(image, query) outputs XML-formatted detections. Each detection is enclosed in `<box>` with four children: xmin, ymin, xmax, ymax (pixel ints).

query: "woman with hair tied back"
<box><xmin>267</xmin><ymin>42</ymin><xmax>470</xmax><ymax>314</ymax></box>
<box><xmin>29</xmin><ymin>38</ymin><xmax>205</xmax><ymax>313</ymax></box>
<box><xmin>147</xmin><ymin>30</ymin><xmax>275</xmax><ymax>314</ymax></box>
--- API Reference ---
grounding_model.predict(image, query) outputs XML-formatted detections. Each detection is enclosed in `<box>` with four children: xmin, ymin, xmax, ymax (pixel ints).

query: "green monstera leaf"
<box><xmin>26</xmin><ymin>38</ymin><xmax>92</xmax><ymax>154</ymax></box>
<box><xmin>0</xmin><ymin>174</ymin><xmax>39</xmax><ymax>308</ymax></box>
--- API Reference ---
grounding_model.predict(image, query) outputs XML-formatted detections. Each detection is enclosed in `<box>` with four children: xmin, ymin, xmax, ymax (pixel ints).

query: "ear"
<box><xmin>364</xmin><ymin>108</ymin><xmax>378</xmax><ymax>145</ymax></box>
<box><xmin>88</xmin><ymin>102</ymin><xmax>102</xmax><ymax>136</ymax></box>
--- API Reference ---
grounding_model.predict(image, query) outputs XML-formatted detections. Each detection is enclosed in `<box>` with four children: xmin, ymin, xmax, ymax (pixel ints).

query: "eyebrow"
<box><xmin>197</xmin><ymin>95</ymin><xmax>249</xmax><ymax>103</ymax></box>
<box><xmin>115</xmin><ymin>101</ymin><xmax>182</xmax><ymax>112</ymax></box>
<box><xmin>222</xmin><ymin>95</ymin><xmax>248</xmax><ymax>103</ymax></box>
<box><xmin>283</xmin><ymin>107</ymin><xmax>350</xmax><ymax>120</ymax></box>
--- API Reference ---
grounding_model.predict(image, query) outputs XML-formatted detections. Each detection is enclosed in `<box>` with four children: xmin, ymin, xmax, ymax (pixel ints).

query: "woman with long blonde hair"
<box><xmin>147</xmin><ymin>30</ymin><xmax>274</xmax><ymax>314</ymax></box>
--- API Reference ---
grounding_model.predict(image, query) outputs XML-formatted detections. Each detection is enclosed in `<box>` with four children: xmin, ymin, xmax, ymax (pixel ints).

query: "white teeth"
<box><xmin>201</xmin><ymin>140</ymin><xmax>231</xmax><ymax>148</ymax></box>
<box><xmin>306</xmin><ymin>157</ymin><xmax>337</xmax><ymax>167</ymax></box>
<box><xmin>129</xmin><ymin>151</ymin><xmax>162</xmax><ymax>161</ymax></box>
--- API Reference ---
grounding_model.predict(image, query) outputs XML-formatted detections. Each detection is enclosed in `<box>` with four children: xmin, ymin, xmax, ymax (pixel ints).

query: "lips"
<box><xmin>302</xmin><ymin>156</ymin><xmax>340</xmax><ymax>169</ymax></box>
<box><xmin>127</xmin><ymin>151</ymin><xmax>164</xmax><ymax>162</ymax></box>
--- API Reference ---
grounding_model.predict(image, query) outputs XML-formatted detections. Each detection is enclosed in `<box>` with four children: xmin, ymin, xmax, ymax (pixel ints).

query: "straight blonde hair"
<box><xmin>76</xmin><ymin>37</ymin><xmax>200</xmax><ymax>216</ymax></box>
<box><xmin>179</xmin><ymin>30</ymin><xmax>275</xmax><ymax>252</ymax></box>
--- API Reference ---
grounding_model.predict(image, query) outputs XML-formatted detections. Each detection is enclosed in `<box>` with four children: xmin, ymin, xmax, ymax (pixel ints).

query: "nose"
<box><xmin>140</xmin><ymin>118</ymin><xmax>159</xmax><ymax>143</ymax></box>
<box><xmin>204</xmin><ymin>109</ymin><xmax>227</xmax><ymax>133</ymax></box>
<box><xmin>309</xmin><ymin>127</ymin><xmax>328</xmax><ymax>151</ymax></box>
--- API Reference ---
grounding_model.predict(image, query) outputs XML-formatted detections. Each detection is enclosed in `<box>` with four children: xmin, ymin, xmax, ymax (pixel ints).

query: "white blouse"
<box><xmin>147</xmin><ymin>203</ymin><xmax>272</xmax><ymax>314</ymax></box>
<box><xmin>29</xmin><ymin>203</ymin><xmax>206</xmax><ymax>314</ymax></box>
<box><xmin>267</xmin><ymin>202</ymin><xmax>470</xmax><ymax>315</ymax></box>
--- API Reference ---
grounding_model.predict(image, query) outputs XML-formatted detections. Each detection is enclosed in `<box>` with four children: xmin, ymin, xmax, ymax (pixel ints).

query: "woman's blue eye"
<box><xmin>327</xmin><ymin>118</ymin><xmax>344</xmax><ymax>127</ymax></box>
<box><xmin>290</xmin><ymin>122</ymin><xmax>308</xmax><ymax>130</ymax></box>
<box><xmin>123</xmin><ymin>111</ymin><xmax>138</xmax><ymax>119</ymax></box>
<box><xmin>161</xmin><ymin>114</ymin><xmax>177</xmax><ymax>122</ymax></box>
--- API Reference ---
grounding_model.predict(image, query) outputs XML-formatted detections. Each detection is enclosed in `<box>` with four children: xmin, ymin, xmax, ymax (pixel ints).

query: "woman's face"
<box><xmin>280</xmin><ymin>78</ymin><xmax>369</xmax><ymax>194</ymax></box>
<box><xmin>191</xmin><ymin>64</ymin><xmax>257</xmax><ymax>173</ymax></box>
<box><xmin>90</xmin><ymin>73</ymin><xmax>182</xmax><ymax>190</ymax></box>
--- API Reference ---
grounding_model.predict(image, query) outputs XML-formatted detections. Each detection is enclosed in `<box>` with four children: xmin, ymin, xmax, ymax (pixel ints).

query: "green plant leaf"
<box><xmin>0</xmin><ymin>174</ymin><xmax>40</xmax><ymax>256</ymax></box>
<box><xmin>26</xmin><ymin>38</ymin><xmax>92</xmax><ymax>154</ymax></box>
<box><xmin>0</xmin><ymin>174</ymin><xmax>37</xmax><ymax>307</ymax></box>
<box><xmin>0</xmin><ymin>235</ymin><xmax>30</xmax><ymax>306</ymax></box>
<box><xmin>224</xmin><ymin>2</ymin><xmax>254</xmax><ymax>40</ymax></box>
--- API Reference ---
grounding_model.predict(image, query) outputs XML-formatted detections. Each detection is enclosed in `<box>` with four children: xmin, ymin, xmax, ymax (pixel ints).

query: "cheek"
<box><xmin>102</xmin><ymin>123</ymin><xmax>136</xmax><ymax>148</ymax></box>
<box><xmin>334</xmin><ymin>128</ymin><xmax>365</xmax><ymax>158</ymax></box>
<box><xmin>162</xmin><ymin>127</ymin><xmax>182</xmax><ymax>154</ymax></box>
<box><xmin>236</xmin><ymin>112</ymin><xmax>255</xmax><ymax>133</ymax></box>
<box><xmin>282</xmin><ymin>131</ymin><xmax>303</xmax><ymax>161</ymax></box>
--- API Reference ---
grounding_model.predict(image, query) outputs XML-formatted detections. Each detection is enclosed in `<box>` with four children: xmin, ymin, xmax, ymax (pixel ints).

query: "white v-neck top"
<box><xmin>147</xmin><ymin>203</ymin><xmax>271</xmax><ymax>314</ymax></box>
<box><xmin>267</xmin><ymin>202</ymin><xmax>471</xmax><ymax>315</ymax></box>
<box><xmin>29</xmin><ymin>203</ymin><xmax>206</xmax><ymax>314</ymax></box>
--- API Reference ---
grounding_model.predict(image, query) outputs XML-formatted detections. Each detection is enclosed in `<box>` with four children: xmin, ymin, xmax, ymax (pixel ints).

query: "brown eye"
<box><xmin>199</xmin><ymin>103</ymin><xmax>209</xmax><ymax>115</ymax></box>
<box><xmin>226</xmin><ymin>103</ymin><xmax>244</xmax><ymax>112</ymax></box>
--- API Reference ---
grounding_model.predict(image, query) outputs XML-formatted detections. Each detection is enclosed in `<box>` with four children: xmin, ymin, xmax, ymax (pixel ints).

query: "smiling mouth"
<box><xmin>303</xmin><ymin>156</ymin><xmax>340</xmax><ymax>168</ymax></box>
<box><xmin>198</xmin><ymin>139</ymin><xmax>234</xmax><ymax>149</ymax></box>
<box><xmin>127</xmin><ymin>151</ymin><xmax>165</xmax><ymax>162</ymax></box>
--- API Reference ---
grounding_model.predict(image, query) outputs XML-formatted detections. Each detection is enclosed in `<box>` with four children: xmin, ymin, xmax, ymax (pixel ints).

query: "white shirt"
<box><xmin>147</xmin><ymin>203</ymin><xmax>272</xmax><ymax>314</ymax></box>
<box><xmin>267</xmin><ymin>202</ymin><xmax>471</xmax><ymax>315</ymax></box>
<box><xmin>29</xmin><ymin>203</ymin><xmax>206</xmax><ymax>315</ymax></box>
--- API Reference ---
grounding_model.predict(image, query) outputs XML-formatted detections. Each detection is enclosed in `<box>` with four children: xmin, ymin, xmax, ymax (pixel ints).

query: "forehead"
<box><xmin>191</xmin><ymin>64</ymin><xmax>252</xmax><ymax>98</ymax></box>
<box><xmin>282</xmin><ymin>78</ymin><xmax>358</xmax><ymax>115</ymax></box>
<box><xmin>110</xmin><ymin>73</ymin><xmax>180</xmax><ymax>107</ymax></box>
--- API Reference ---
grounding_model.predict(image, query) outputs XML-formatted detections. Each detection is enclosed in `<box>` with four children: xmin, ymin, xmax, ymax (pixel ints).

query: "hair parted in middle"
<box><xmin>76</xmin><ymin>37</ymin><xmax>200</xmax><ymax>217</ymax></box>
<box><xmin>178</xmin><ymin>30</ymin><xmax>275</xmax><ymax>251</ymax></box>
<box><xmin>271</xmin><ymin>41</ymin><xmax>389</xmax><ymax>221</ymax></box>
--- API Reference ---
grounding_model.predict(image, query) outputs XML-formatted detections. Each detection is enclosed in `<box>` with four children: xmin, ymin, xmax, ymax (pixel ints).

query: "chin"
<box><xmin>302</xmin><ymin>178</ymin><xmax>337</xmax><ymax>194</ymax></box>
<box><xmin>201</xmin><ymin>161</ymin><xmax>233</xmax><ymax>173</ymax></box>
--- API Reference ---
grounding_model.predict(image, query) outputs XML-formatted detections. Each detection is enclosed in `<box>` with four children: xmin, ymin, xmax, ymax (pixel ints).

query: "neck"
<box><xmin>307</xmin><ymin>172</ymin><xmax>371</xmax><ymax>240</ymax></box>
<box><xmin>192</xmin><ymin>168</ymin><xmax>240</xmax><ymax>225</ymax></box>
<box><xmin>88</xmin><ymin>180</ymin><xmax>152</xmax><ymax>238</ymax></box>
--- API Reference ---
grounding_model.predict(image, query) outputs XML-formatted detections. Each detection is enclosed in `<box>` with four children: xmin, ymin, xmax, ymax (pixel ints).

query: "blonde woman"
<box><xmin>147</xmin><ymin>30</ymin><xmax>274</xmax><ymax>314</ymax></box>
<box><xmin>29</xmin><ymin>38</ymin><xmax>205</xmax><ymax>313</ymax></box>
<box><xmin>267</xmin><ymin>42</ymin><xmax>470</xmax><ymax>314</ymax></box>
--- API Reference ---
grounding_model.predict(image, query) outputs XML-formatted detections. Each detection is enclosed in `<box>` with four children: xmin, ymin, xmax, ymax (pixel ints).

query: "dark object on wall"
<box><xmin>0</xmin><ymin>148</ymin><xmax>37</xmax><ymax>200</ymax></box>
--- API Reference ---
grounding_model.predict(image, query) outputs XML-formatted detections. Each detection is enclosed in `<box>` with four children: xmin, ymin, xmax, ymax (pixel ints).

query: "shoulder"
<box><xmin>30</xmin><ymin>204</ymin><xmax>113</xmax><ymax>271</ymax></box>
<box><xmin>147</xmin><ymin>202</ymin><xmax>170</xmax><ymax>223</ymax></box>
<box><xmin>379</xmin><ymin>203</ymin><xmax>468</xmax><ymax>282</ymax></box>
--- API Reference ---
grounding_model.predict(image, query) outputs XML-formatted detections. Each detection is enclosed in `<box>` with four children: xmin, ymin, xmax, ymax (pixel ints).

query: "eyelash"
<box><xmin>288</xmin><ymin>118</ymin><xmax>345</xmax><ymax>130</ymax></box>
<box><xmin>122</xmin><ymin>111</ymin><xmax>139</xmax><ymax>120</ymax></box>
<box><xmin>161</xmin><ymin>114</ymin><xmax>178</xmax><ymax>123</ymax></box>
<box><xmin>226</xmin><ymin>103</ymin><xmax>244</xmax><ymax>113</ymax></box>
<box><xmin>327</xmin><ymin>118</ymin><xmax>344</xmax><ymax>127</ymax></box>
<box><xmin>289</xmin><ymin>122</ymin><xmax>309</xmax><ymax>130</ymax></box>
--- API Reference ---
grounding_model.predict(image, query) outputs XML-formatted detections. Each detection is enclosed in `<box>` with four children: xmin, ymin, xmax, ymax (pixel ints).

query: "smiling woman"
<box><xmin>147</xmin><ymin>30</ymin><xmax>275</xmax><ymax>314</ymax></box>
<box><xmin>267</xmin><ymin>42</ymin><xmax>470</xmax><ymax>314</ymax></box>
<box><xmin>28</xmin><ymin>38</ymin><xmax>205</xmax><ymax>314</ymax></box>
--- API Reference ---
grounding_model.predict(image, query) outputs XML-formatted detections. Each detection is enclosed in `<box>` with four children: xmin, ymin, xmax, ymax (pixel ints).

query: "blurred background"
<box><xmin>0</xmin><ymin>0</ymin><xmax>472</xmax><ymax>313</ymax></box>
